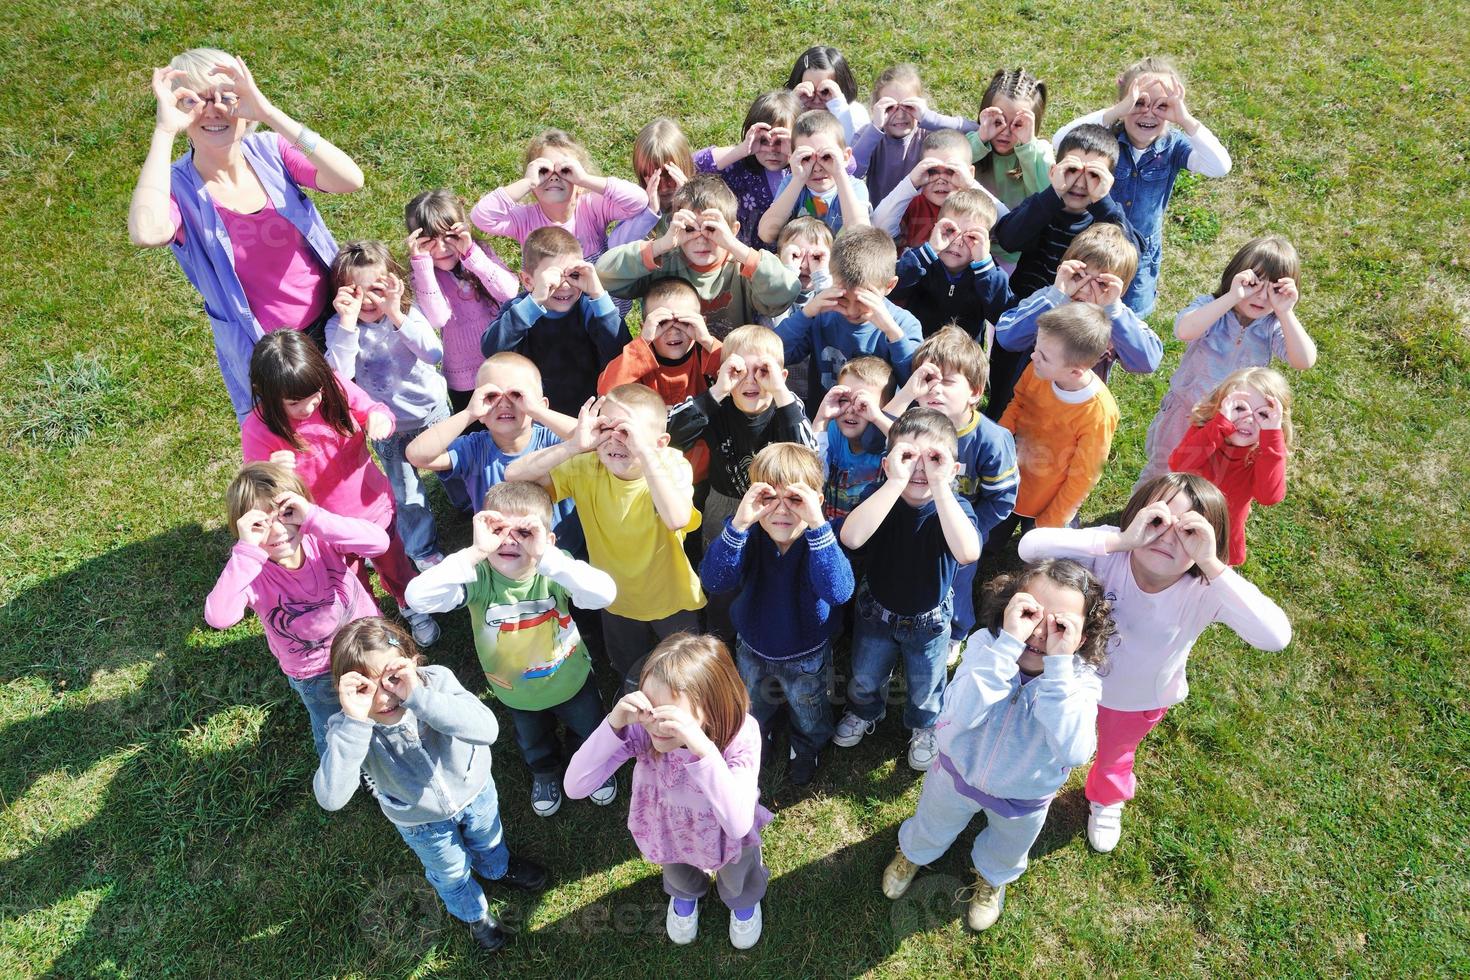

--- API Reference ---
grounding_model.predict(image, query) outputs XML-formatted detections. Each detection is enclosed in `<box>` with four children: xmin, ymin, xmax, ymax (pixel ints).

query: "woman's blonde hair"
<box><xmin>640</xmin><ymin>633</ymin><xmax>749</xmax><ymax>752</ymax></box>
<box><xmin>168</xmin><ymin>48</ymin><xmax>258</xmax><ymax>135</ymax></box>
<box><xmin>225</xmin><ymin>462</ymin><xmax>310</xmax><ymax>536</ymax></box>
<box><xmin>632</xmin><ymin>117</ymin><xmax>695</xmax><ymax>184</ymax></box>
<box><xmin>1190</xmin><ymin>366</ymin><xmax>1295</xmax><ymax>450</ymax></box>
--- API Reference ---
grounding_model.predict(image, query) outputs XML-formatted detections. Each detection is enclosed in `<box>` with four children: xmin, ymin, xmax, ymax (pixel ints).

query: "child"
<box><xmin>811</xmin><ymin>355</ymin><xmax>894</xmax><ymax>520</ymax></box>
<box><xmin>480</xmin><ymin>225</ymin><xmax>629</xmax><ymax>415</ymax></box>
<box><xmin>325</xmin><ymin>240</ymin><xmax>450</xmax><ymax>569</ymax></box>
<box><xmin>205</xmin><ymin>464</ymin><xmax>385</xmax><ymax>757</ymax></box>
<box><xmin>922</xmin><ymin>68</ymin><xmax>1055</xmax><ymax>270</ymax></box>
<box><xmin>835</xmin><ymin>409</ymin><xmax>981</xmax><ymax>771</ymax></box>
<box><xmin>700</xmin><ymin>444</ymin><xmax>855</xmax><ymax>784</ymax></box>
<box><xmin>851</xmin><ymin>63</ymin><xmax>930</xmax><ymax>204</ymax></box>
<box><xmin>1137</xmin><ymin>235</ymin><xmax>1316</xmax><ymax>488</ymax></box>
<box><xmin>766</xmin><ymin>217</ymin><xmax>833</xmax><ymax>401</ymax></box>
<box><xmin>757</xmin><ymin>110</ymin><xmax>871</xmax><ymax>245</ymax></box>
<box><xmin>1169</xmin><ymin>367</ymin><xmax>1291</xmax><ymax>566</ymax></box>
<box><xmin>892</xmin><ymin>189</ymin><xmax>1014</xmax><ymax>339</ymax></box>
<box><xmin>786</xmin><ymin>45</ymin><xmax>869</xmax><ymax>141</ymax></box>
<box><xmin>470</xmin><ymin>127</ymin><xmax>649</xmax><ymax>261</ymax></box>
<box><xmin>883</xmin><ymin>328</ymin><xmax>1019</xmax><ymax>651</ymax></box>
<box><xmin>405</xmin><ymin>481</ymin><xmax>620</xmax><ymax>817</ymax></box>
<box><xmin>596</xmin><ymin>174</ymin><xmax>802</xmax><ymax>338</ymax></box>
<box><xmin>505</xmin><ymin>384</ymin><xmax>705</xmax><ymax>681</ymax></box>
<box><xmin>404</xmin><ymin>188</ymin><xmax>520</xmax><ymax>417</ymax></box>
<box><xmin>1018</xmin><ymin>474</ymin><xmax>1291</xmax><ymax>852</ymax></box>
<box><xmin>993</xmin><ymin>223</ymin><xmax>1162</xmax><ymax>391</ymax></box>
<box><xmin>1052</xmin><ymin>57</ymin><xmax>1232</xmax><ymax>316</ymax></box>
<box><xmin>694</xmin><ymin>90</ymin><xmax>802</xmax><ymax>249</ymax></box>
<box><xmin>240</xmin><ymin>331</ymin><xmax>437</xmax><ymax>646</ymax></box>
<box><xmin>882</xmin><ymin>559</ymin><xmax>1113</xmax><ymax>931</ymax></box>
<box><xmin>871</xmin><ymin>129</ymin><xmax>992</xmax><ymax>250</ymax></box>
<box><xmin>564</xmin><ymin>633</ymin><xmax>773</xmax><ymax>949</ymax></box>
<box><xmin>313</xmin><ymin>618</ymin><xmax>548</xmax><ymax>953</ymax></box>
<box><xmin>608</xmin><ymin>117</ymin><xmax>695</xmax><ymax>249</ymax></box>
<box><xmin>993</xmin><ymin>304</ymin><xmax>1120</xmax><ymax>550</ymax></box>
<box><xmin>775</xmin><ymin>225</ymin><xmax>923</xmax><ymax>413</ymax></box>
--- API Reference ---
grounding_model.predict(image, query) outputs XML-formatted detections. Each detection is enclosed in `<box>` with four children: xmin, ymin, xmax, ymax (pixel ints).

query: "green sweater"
<box><xmin>596</xmin><ymin>241</ymin><xmax>801</xmax><ymax>338</ymax></box>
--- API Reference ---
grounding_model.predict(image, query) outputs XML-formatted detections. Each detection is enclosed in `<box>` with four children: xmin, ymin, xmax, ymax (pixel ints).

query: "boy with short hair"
<box><xmin>871</xmin><ymin>129</ymin><xmax>1001</xmax><ymax>250</ymax></box>
<box><xmin>699</xmin><ymin>443</ymin><xmax>855</xmax><ymax>784</ymax></box>
<box><xmin>765</xmin><ymin>217</ymin><xmax>834</xmax><ymax>402</ymax></box>
<box><xmin>504</xmin><ymin>384</ymin><xmax>705</xmax><ymax>681</ymax></box>
<box><xmin>810</xmin><ymin>355</ymin><xmax>895</xmax><ymax>520</ymax></box>
<box><xmin>405</xmin><ymin>481</ymin><xmax>619</xmax><ymax>818</ymax></box>
<box><xmin>892</xmin><ymin>188</ymin><xmax>1015</xmax><ymax>339</ymax></box>
<box><xmin>481</xmin><ymin>226</ymin><xmax>628</xmax><ymax>415</ymax></box>
<box><xmin>596</xmin><ymin>174</ymin><xmax>802</xmax><ymax>337</ymax></box>
<box><xmin>835</xmin><ymin>408</ymin><xmax>981</xmax><ymax>772</ymax></box>
<box><xmin>992</xmin><ymin>303</ymin><xmax>1120</xmax><ymax>549</ymax></box>
<box><xmin>757</xmin><ymin>110</ymin><xmax>871</xmax><ymax>244</ymax></box>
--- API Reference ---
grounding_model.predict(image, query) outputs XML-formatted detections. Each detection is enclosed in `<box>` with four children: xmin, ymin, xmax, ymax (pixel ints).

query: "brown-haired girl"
<box><xmin>564</xmin><ymin>633</ymin><xmax>772</xmax><ymax>950</ymax></box>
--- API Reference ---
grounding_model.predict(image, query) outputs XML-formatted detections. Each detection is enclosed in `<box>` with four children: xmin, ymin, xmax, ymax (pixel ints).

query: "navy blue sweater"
<box><xmin>481</xmin><ymin>292</ymin><xmax>629</xmax><ymax>416</ymax></box>
<box><xmin>893</xmin><ymin>244</ymin><xmax>1016</xmax><ymax>339</ymax></box>
<box><xmin>992</xmin><ymin>187</ymin><xmax>1143</xmax><ymax>302</ymax></box>
<box><xmin>700</xmin><ymin>519</ymin><xmax>855</xmax><ymax>660</ymax></box>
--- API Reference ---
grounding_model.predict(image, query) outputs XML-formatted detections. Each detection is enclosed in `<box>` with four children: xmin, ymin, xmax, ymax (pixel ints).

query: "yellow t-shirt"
<box><xmin>550</xmin><ymin>449</ymin><xmax>705</xmax><ymax>620</ymax></box>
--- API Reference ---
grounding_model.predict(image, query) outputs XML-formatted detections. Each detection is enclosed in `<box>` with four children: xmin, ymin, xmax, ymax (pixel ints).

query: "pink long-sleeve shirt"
<box><xmin>1018</xmin><ymin>526</ymin><xmax>1292</xmax><ymax>712</ymax></box>
<box><xmin>409</xmin><ymin>243</ymin><xmax>519</xmax><ymax>391</ymax></box>
<box><xmin>203</xmin><ymin>506</ymin><xmax>387</xmax><ymax>679</ymax></box>
<box><xmin>469</xmin><ymin>177</ymin><xmax>650</xmax><ymax>258</ymax></box>
<box><xmin>564</xmin><ymin>714</ymin><xmax>773</xmax><ymax>873</ymax></box>
<box><xmin>240</xmin><ymin>374</ymin><xmax>396</xmax><ymax>527</ymax></box>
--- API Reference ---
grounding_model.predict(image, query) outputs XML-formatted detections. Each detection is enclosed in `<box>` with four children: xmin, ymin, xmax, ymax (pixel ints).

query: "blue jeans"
<box><xmin>507</xmin><ymin>674</ymin><xmax>604</xmax><ymax>776</ymax></box>
<box><xmin>846</xmin><ymin>589</ymin><xmax>952</xmax><ymax>730</ymax></box>
<box><xmin>373</xmin><ymin>403</ymin><xmax>450</xmax><ymax>564</ymax></box>
<box><xmin>286</xmin><ymin>671</ymin><xmax>340</xmax><ymax>758</ymax></box>
<box><xmin>735</xmin><ymin>639</ymin><xmax>834</xmax><ymax>759</ymax></box>
<box><xmin>951</xmin><ymin>561</ymin><xmax>980</xmax><ymax>641</ymax></box>
<box><xmin>1123</xmin><ymin>236</ymin><xmax>1163</xmax><ymax>318</ymax></box>
<box><xmin>395</xmin><ymin>779</ymin><xmax>510</xmax><ymax>923</ymax></box>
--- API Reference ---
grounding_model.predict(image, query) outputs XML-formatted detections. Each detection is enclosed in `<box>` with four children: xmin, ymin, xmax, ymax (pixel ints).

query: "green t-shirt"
<box><xmin>466</xmin><ymin>559</ymin><xmax>592</xmax><ymax>712</ymax></box>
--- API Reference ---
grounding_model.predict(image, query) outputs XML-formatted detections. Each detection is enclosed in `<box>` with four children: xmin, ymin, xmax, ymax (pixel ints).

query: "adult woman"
<box><xmin>129</xmin><ymin>49</ymin><xmax>365</xmax><ymax>421</ymax></box>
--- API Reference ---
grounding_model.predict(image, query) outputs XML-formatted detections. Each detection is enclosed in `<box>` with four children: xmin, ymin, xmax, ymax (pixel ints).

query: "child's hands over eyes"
<box><xmin>663</xmin><ymin>208</ymin><xmax>700</xmax><ymax>251</ymax></box>
<box><xmin>1119</xmin><ymin>500</ymin><xmax>1176</xmax><ymax>552</ymax></box>
<box><xmin>741</xmin><ymin>122</ymin><xmax>772</xmax><ymax>158</ymax></box>
<box><xmin>643</xmin><ymin>165</ymin><xmax>665</xmax><ymax>214</ymax></box>
<box><xmin>750</xmin><ymin>355</ymin><xmax>786</xmax><ymax>394</ymax></box>
<box><xmin>977</xmin><ymin>106</ymin><xmax>1009</xmax><ymax>144</ymax></box>
<box><xmin>884</xmin><ymin>440</ymin><xmax>920</xmax><ymax>483</ymax></box>
<box><xmin>1002</xmin><ymin>590</ymin><xmax>1045</xmax><ymax>642</ymax></box>
<box><xmin>1229</xmin><ymin>268</ymin><xmax>1266</xmax><ymax>303</ymax></box>
<box><xmin>525</xmin><ymin>156</ymin><xmax>556</xmax><ymax>187</ymax></box>
<box><xmin>332</xmin><ymin>284</ymin><xmax>363</xmax><ymax>327</ymax></box>
<box><xmin>365</xmin><ymin>411</ymin><xmax>393</xmax><ymax>441</ymax></box>
<box><xmin>472</xmin><ymin>509</ymin><xmax>510</xmax><ymax>558</ymax></box>
<box><xmin>236</xmin><ymin>508</ymin><xmax>274</xmax><ymax>548</ymax></box>
<box><xmin>734</xmin><ymin>481</ymin><xmax>778</xmax><ymax>531</ymax></box>
<box><xmin>789</xmin><ymin>146</ymin><xmax>817</xmax><ymax>181</ymax></box>
<box><xmin>609</xmin><ymin>689</ymin><xmax>655</xmax><ymax>730</ymax></box>
<box><xmin>920</xmin><ymin>443</ymin><xmax>956</xmax><ymax>488</ymax></box>
<box><xmin>555</xmin><ymin>156</ymin><xmax>590</xmax><ymax>188</ymax></box>
<box><xmin>786</xmin><ymin>481</ymin><xmax>827</xmax><ymax>527</ymax></box>
<box><xmin>379</xmin><ymin>656</ymin><xmax>420</xmax><ymax>701</ymax></box>
<box><xmin>929</xmin><ymin>217</ymin><xmax>961</xmax><ymax>255</ymax></box>
<box><xmin>1055</xmin><ymin>259</ymin><xmax>1091</xmax><ymax>298</ymax></box>
<box><xmin>1043</xmin><ymin>611</ymin><xmax>1085</xmax><ymax>656</ymax></box>
<box><xmin>378</xmin><ymin>273</ymin><xmax>406</xmax><ymax>324</ymax></box>
<box><xmin>1267</xmin><ymin>277</ymin><xmax>1298</xmax><ymax>314</ymax></box>
<box><xmin>871</xmin><ymin>97</ymin><xmax>898</xmax><ymax>134</ymax></box>
<box><xmin>406</xmin><ymin>227</ymin><xmax>432</xmax><ymax>259</ymax></box>
<box><xmin>531</xmin><ymin>262</ymin><xmax>564</xmax><ymax>304</ymax></box>
<box><xmin>649</xmin><ymin>704</ymin><xmax>714</xmax><ymax>757</ymax></box>
<box><xmin>268</xmin><ymin>449</ymin><xmax>298</xmax><ymax>471</ymax></box>
<box><xmin>1050</xmin><ymin>157</ymin><xmax>1084</xmax><ymax>197</ymax></box>
<box><xmin>1108</xmin><ymin>79</ymin><xmax>1149</xmax><ymax>126</ymax></box>
<box><xmin>712</xmin><ymin>353</ymin><xmax>747</xmax><ymax>400</ymax></box>
<box><xmin>446</xmin><ymin>222</ymin><xmax>474</xmax><ymax>257</ymax></box>
<box><xmin>802</xmin><ymin>286</ymin><xmax>845</xmax><ymax>318</ymax></box>
<box><xmin>1010</xmin><ymin>108</ymin><xmax>1037</xmax><ymax>146</ymax></box>
<box><xmin>815</xmin><ymin>384</ymin><xmax>853</xmax><ymax>422</ymax></box>
<box><xmin>1092</xmin><ymin>272</ymin><xmax>1125</xmax><ymax>307</ymax></box>
<box><xmin>1221</xmin><ymin>390</ymin><xmax>1254</xmax><ymax>426</ymax></box>
<box><xmin>1151</xmin><ymin>76</ymin><xmax>1191</xmax><ymax>126</ymax></box>
<box><xmin>571</xmin><ymin>396</ymin><xmax>606</xmax><ymax>452</ymax></box>
<box><xmin>640</xmin><ymin>307</ymin><xmax>671</xmax><ymax>346</ymax></box>
<box><xmin>563</xmin><ymin>261</ymin><xmax>603</xmax><ymax>299</ymax></box>
<box><xmin>853</xmin><ymin>287</ymin><xmax>901</xmax><ymax>338</ymax></box>
<box><xmin>337</xmin><ymin>671</ymin><xmax>377</xmax><ymax>721</ymax></box>
<box><xmin>1258</xmin><ymin>396</ymin><xmax>1284</xmax><ymax>430</ymax></box>
<box><xmin>272</xmin><ymin>491</ymin><xmax>311</xmax><ymax>526</ymax></box>
<box><xmin>1174</xmin><ymin>510</ymin><xmax>1219</xmax><ymax>569</ymax></box>
<box><xmin>1082</xmin><ymin>161</ymin><xmax>1114</xmax><ymax>202</ymax></box>
<box><xmin>908</xmin><ymin>155</ymin><xmax>946</xmax><ymax>189</ymax></box>
<box><xmin>815</xmin><ymin>79</ymin><xmax>843</xmax><ymax>105</ymax></box>
<box><xmin>698</xmin><ymin>208</ymin><xmax>738</xmax><ymax>250</ymax></box>
<box><xmin>851</xmin><ymin>390</ymin><xmax>883</xmax><ymax>423</ymax></box>
<box><xmin>900</xmin><ymin>360</ymin><xmax>943</xmax><ymax>403</ymax></box>
<box><xmin>517</xmin><ymin>515</ymin><xmax>551</xmax><ymax>563</ymax></box>
<box><xmin>468</xmin><ymin>382</ymin><xmax>505</xmax><ymax>421</ymax></box>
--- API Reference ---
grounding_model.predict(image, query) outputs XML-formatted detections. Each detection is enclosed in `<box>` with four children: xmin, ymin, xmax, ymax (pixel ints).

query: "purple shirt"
<box><xmin>694</xmin><ymin>148</ymin><xmax>786</xmax><ymax>249</ymax></box>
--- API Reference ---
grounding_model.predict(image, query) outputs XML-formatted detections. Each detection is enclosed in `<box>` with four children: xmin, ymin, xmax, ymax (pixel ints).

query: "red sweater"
<box><xmin>1169</xmin><ymin>414</ymin><xmax>1287</xmax><ymax>566</ymax></box>
<box><xmin>597</xmin><ymin>336</ymin><xmax>722</xmax><ymax>483</ymax></box>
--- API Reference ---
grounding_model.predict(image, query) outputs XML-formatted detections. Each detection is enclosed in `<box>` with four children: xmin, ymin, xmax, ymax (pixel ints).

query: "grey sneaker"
<box><xmin>400</xmin><ymin>607</ymin><xmax>441</xmax><ymax>647</ymax></box>
<box><xmin>530</xmin><ymin>773</ymin><xmax>562</xmax><ymax>817</ymax></box>
<box><xmin>907</xmin><ymin>726</ymin><xmax>938</xmax><ymax>771</ymax></box>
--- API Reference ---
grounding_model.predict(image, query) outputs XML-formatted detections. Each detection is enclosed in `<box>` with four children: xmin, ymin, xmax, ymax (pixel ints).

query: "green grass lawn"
<box><xmin>3</xmin><ymin>0</ymin><xmax>1469</xmax><ymax>975</ymax></box>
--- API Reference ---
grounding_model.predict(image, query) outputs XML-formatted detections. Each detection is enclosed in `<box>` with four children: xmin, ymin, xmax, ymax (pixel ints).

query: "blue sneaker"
<box><xmin>530</xmin><ymin>773</ymin><xmax>562</xmax><ymax>817</ymax></box>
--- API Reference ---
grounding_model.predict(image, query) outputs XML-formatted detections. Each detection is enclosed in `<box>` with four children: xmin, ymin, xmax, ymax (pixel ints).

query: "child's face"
<box><xmin>639</xmin><ymin>676</ymin><xmax>704</xmax><ymax>753</ymax></box>
<box><xmin>282</xmin><ymin>389</ymin><xmax>323</xmax><ymax>421</ymax></box>
<box><xmin>1129</xmin><ymin>490</ymin><xmax>1204</xmax><ymax>581</ymax></box>
<box><xmin>833</xmin><ymin>375</ymin><xmax>883</xmax><ymax>440</ymax></box>
<box><xmin>1223</xmin><ymin>387</ymin><xmax>1269</xmax><ymax>447</ymax></box>
<box><xmin>755</xmin><ymin>482</ymin><xmax>810</xmax><ymax>545</ymax></box>
<box><xmin>476</xmin><ymin>362</ymin><xmax>544</xmax><ymax>440</ymax></box>
<box><xmin>1015</xmin><ymin>574</ymin><xmax>1087</xmax><ymax>672</ymax></box>
<box><xmin>916</xmin><ymin>364</ymin><xmax>982</xmax><ymax>424</ymax></box>
<box><xmin>896</xmin><ymin>434</ymin><xmax>958</xmax><ymax>506</ymax></box>
<box><xmin>1121</xmin><ymin>74</ymin><xmax>1173</xmax><ymax>149</ymax></box>
<box><xmin>878</xmin><ymin>81</ymin><xmax>923</xmax><ymax>138</ymax></box>
<box><xmin>644</xmin><ymin>161</ymin><xmax>682</xmax><ymax>211</ymax></box>
<box><xmin>522</xmin><ymin>252</ymin><xmax>585</xmax><ymax>313</ymax></box>
<box><xmin>779</xmin><ymin>234</ymin><xmax>830</xmax><ymax>291</ymax></box>
<box><xmin>1056</xmin><ymin>150</ymin><xmax>1113</xmax><ymax>212</ymax></box>
<box><xmin>753</xmin><ymin>122</ymin><xmax>792</xmax><ymax>171</ymax></box>
<box><xmin>355</xmin><ymin>648</ymin><xmax>412</xmax><ymax>725</ymax></box>
<box><xmin>425</xmin><ymin>228</ymin><xmax>462</xmax><ymax>272</ymax></box>
<box><xmin>596</xmin><ymin>401</ymin><xmax>664</xmax><ymax>479</ymax></box>
<box><xmin>797</xmin><ymin>68</ymin><xmax>837</xmax><ymax>111</ymax></box>
<box><xmin>1030</xmin><ymin>330</ymin><xmax>1086</xmax><ymax>384</ymax></box>
<box><xmin>937</xmin><ymin>214</ymin><xmax>991</xmax><ymax>271</ymax></box>
<box><xmin>648</xmin><ymin>293</ymin><xmax>705</xmax><ymax>360</ymax></box>
<box><xmin>727</xmin><ymin>351</ymin><xmax>783</xmax><ymax>414</ymax></box>
<box><xmin>679</xmin><ymin>214</ymin><xmax>735</xmax><ymax>267</ymax></box>
<box><xmin>830</xmin><ymin>276</ymin><xmax>887</xmax><ymax>324</ymax></box>
<box><xmin>794</xmin><ymin>133</ymin><xmax>850</xmax><ymax>195</ymax></box>
<box><xmin>347</xmin><ymin>263</ymin><xmax>390</xmax><ymax>321</ymax></box>
<box><xmin>1233</xmin><ymin>271</ymin><xmax>1275</xmax><ymax>322</ymax></box>
<box><xmin>532</xmin><ymin>147</ymin><xmax>578</xmax><ymax>205</ymax></box>
<box><xmin>256</xmin><ymin>499</ymin><xmax>304</xmax><ymax>563</ymax></box>
<box><xmin>484</xmin><ymin>511</ymin><xmax>550</xmax><ymax>579</ymax></box>
<box><xmin>920</xmin><ymin>145</ymin><xmax>973</xmax><ymax>207</ymax></box>
<box><xmin>985</xmin><ymin>95</ymin><xmax>1027</xmax><ymax>156</ymax></box>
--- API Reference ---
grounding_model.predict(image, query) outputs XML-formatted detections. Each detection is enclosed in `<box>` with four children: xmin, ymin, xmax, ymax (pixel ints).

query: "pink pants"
<box><xmin>1084</xmin><ymin>705</ymin><xmax>1169</xmax><ymax>806</ymax></box>
<box><xmin>348</xmin><ymin>513</ymin><xmax>417</xmax><ymax>607</ymax></box>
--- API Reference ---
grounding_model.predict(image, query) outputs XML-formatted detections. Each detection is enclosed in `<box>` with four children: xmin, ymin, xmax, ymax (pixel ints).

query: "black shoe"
<box><xmin>497</xmin><ymin>854</ymin><xmax>549</xmax><ymax>891</ymax></box>
<box><xmin>790</xmin><ymin>750</ymin><xmax>818</xmax><ymax>786</ymax></box>
<box><xmin>468</xmin><ymin>912</ymin><xmax>508</xmax><ymax>952</ymax></box>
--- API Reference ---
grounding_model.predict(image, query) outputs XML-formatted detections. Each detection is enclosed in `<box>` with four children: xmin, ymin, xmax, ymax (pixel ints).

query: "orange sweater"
<box><xmin>998</xmin><ymin>365</ymin><xmax>1118</xmax><ymax>526</ymax></box>
<box><xmin>597</xmin><ymin>336</ymin><xmax>722</xmax><ymax>483</ymax></box>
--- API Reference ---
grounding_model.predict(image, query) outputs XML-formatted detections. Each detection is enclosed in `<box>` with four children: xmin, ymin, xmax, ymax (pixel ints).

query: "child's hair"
<box><xmin>1056</xmin><ymin>124</ymin><xmax>1120</xmax><ymax>169</ymax></box>
<box><xmin>249</xmin><ymin>330</ymin><xmax>354</xmax><ymax>450</ymax></box>
<box><xmin>329</xmin><ymin>240</ymin><xmax>408</xmax><ymax>313</ymax></box>
<box><xmin>522</xmin><ymin>128</ymin><xmax>595</xmax><ymax>173</ymax></box>
<box><xmin>671</xmin><ymin>173</ymin><xmax>738</xmax><ymax>227</ymax></box>
<box><xmin>913</xmin><ymin>326</ymin><xmax>989</xmax><ymax>397</ymax></box>
<box><xmin>786</xmin><ymin>45</ymin><xmax>859</xmax><ymax>103</ymax></box>
<box><xmin>639</xmin><ymin>632</ymin><xmax>749</xmax><ymax>751</ymax></box>
<box><xmin>741</xmin><ymin>90</ymin><xmax>801</xmax><ymax>137</ymax></box>
<box><xmin>870</xmin><ymin>62</ymin><xmax>924</xmax><ymax>103</ymax></box>
<box><xmin>980</xmin><ymin>68</ymin><xmax>1048</xmax><ymax>130</ymax></box>
<box><xmin>226</xmin><ymin>462</ymin><xmax>311</xmax><ymax>536</ymax></box>
<box><xmin>1116</xmin><ymin>56</ymin><xmax>1185</xmax><ymax>102</ymax></box>
<box><xmin>776</xmin><ymin>216</ymin><xmax>833</xmax><ymax>253</ymax></box>
<box><xmin>887</xmin><ymin>407</ymin><xmax>959</xmax><ymax>454</ymax></box>
<box><xmin>603</xmin><ymin>382</ymin><xmax>669</xmax><ymax>434</ymax></box>
<box><xmin>1190</xmin><ymin>367</ymin><xmax>1295</xmax><ymax>449</ymax></box>
<box><xmin>749</xmin><ymin>442</ymin><xmax>824</xmax><ymax>490</ymax></box>
<box><xmin>721</xmin><ymin>323</ymin><xmax>785</xmax><ymax>364</ymax></box>
<box><xmin>837</xmin><ymin>354</ymin><xmax>897</xmax><ymax>402</ymax></box>
<box><xmin>1214</xmin><ymin>236</ymin><xmax>1301</xmax><ymax>299</ymax></box>
<box><xmin>643</xmin><ymin>276</ymin><xmax>700</xmax><ymax>311</ymax></box>
<box><xmin>920</xmin><ymin>128</ymin><xmax>971</xmax><ymax>162</ymax></box>
<box><xmin>1120</xmin><ymin>474</ymin><xmax>1230</xmax><ymax>576</ymax></box>
<box><xmin>830</xmin><ymin>226</ymin><xmax>897</xmax><ymax>291</ymax></box>
<box><xmin>481</xmin><ymin>479</ymin><xmax>555</xmax><ymax>523</ymax></box>
<box><xmin>521</xmin><ymin>226</ymin><xmax>582</xmax><ymax>276</ymax></box>
<box><xmin>1062</xmin><ymin>224</ymin><xmax>1139</xmax><ymax>286</ymax></box>
<box><xmin>633</xmin><ymin>116</ymin><xmax>695</xmax><ymax>184</ymax></box>
<box><xmin>938</xmin><ymin>188</ymin><xmax>998</xmax><ymax>230</ymax></box>
<box><xmin>1037</xmin><ymin>303</ymin><xmax>1112</xmax><ymax>368</ymax></box>
<box><xmin>477</xmin><ymin>350</ymin><xmax>543</xmax><ymax>389</ymax></box>
<box><xmin>793</xmin><ymin>109</ymin><xmax>847</xmax><ymax>148</ymax></box>
<box><xmin>980</xmin><ymin>558</ymin><xmax>1116</xmax><ymax>670</ymax></box>
<box><xmin>404</xmin><ymin>188</ymin><xmax>490</xmax><ymax>301</ymax></box>
<box><xmin>330</xmin><ymin>617</ymin><xmax>424</xmax><ymax>685</ymax></box>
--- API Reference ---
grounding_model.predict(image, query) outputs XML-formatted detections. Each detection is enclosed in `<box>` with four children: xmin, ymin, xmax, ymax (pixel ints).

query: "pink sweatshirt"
<box><xmin>203</xmin><ymin>506</ymin><xmax>387</xmax><ymax>679</ymax></box>
<box><xmin>409</xmin><ymin>243</ymin><xmax>519</xmax><ymax>391</ymax></box>
<box><xmin>469</xmin><ymin>177</ymin><xmax>650</xmax><ymax>258</ymax></box>
<box><xmin>564</xmin><ymin>714</ymin><xmax>773</xmax><ymax>873</ymax></box>
<box><xmin>240</xmin><ymin>374</ymin><xmax>396</xmax><ymax>527</ymax></box>
<box><xmin>1018</xmin><ymin>526</ymin><xmax>1292</xmax><ymax>712</ymax></box>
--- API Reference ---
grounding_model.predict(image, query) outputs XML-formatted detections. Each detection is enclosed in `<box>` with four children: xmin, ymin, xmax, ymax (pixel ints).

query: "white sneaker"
<box><xmin>589</xmin><ymin>773</ymin><xmax>618</xmax><ymax>806</ymax></box>
<box><xmin>1087</xmin><ymin>801</ymin><xmax>1124</xmax><ymax>852</ymax></box>
<box><xmin>832</xmin><ymin>711</ymin><xmax>880</xmax><ymax>748</ymax></box>
<box><xmin>666</xmin><ymin>897</ymin><xmax>698</xmax><ymax>945</ymax></box>
<box><xmin>959</xmin><ymin>872</ymin><xmax>1005</xmax><ymax>931</ymax></box>
<box><xmin>728</xmin><ymin>901</ymin><xmax>762</xmax><ymax>949</ymax></box>
<box><xmin>907</xmin><ymin>727</ymin><xmax>938</xmax><ymax>771</ymax></box>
